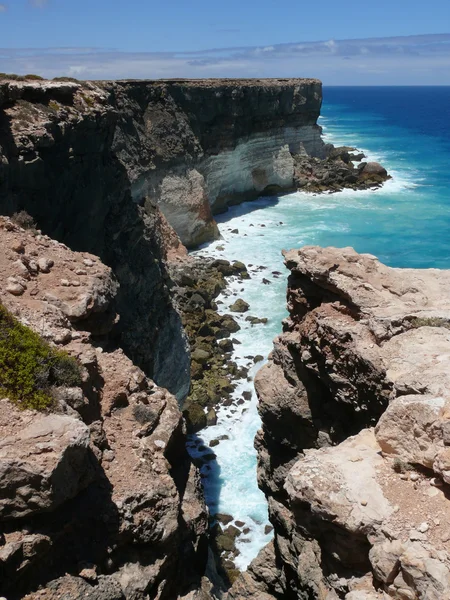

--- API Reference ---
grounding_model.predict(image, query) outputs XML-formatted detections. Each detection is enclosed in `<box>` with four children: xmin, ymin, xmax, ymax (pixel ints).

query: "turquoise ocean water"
<box><xmin>189</xmin><ymin>86</ymin><xmax>450</xmax><ymax>568</ymax></box>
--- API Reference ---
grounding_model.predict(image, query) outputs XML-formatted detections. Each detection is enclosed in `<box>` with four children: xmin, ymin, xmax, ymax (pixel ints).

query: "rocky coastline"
<box><xmin>0</xmin><ymin>75</ymin><xmax>397</xmax><ymax>599</ymax></box>
<box><xmin>229</xmin><ymin>246</ymin><xmax>450</xmax><ymax>600</ymax></box>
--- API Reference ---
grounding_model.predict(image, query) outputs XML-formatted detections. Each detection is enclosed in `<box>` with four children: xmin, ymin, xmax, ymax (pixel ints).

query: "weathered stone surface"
<box><xmin>375</xmin><ymin>394</ymin><xmax>447</xmax><ymax>469</ymax></box>
<box><xmin>250</xmin><ymin>246</ymin><xmax>450</xmax><ymax>600</ymax></box>
<box><xmin>285</xmin><ymin>430</ymin><xmax>393</xmax><ymax>535</ymax></box>
<box><xmin>0</xmin><ymin>412</ymin><xmax>93</xmax><ymax>519</ymax></box>
<box><xmin>0</xmin><ymin>219</ymin><xmax>207</xmax><ymax>600</ymax></box>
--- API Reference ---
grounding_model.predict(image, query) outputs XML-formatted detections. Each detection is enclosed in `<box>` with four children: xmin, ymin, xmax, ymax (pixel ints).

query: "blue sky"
<box><xmin>1</xmin><ymin>0</ymin><xmax>450</xmax><ymax>83</ymax></box>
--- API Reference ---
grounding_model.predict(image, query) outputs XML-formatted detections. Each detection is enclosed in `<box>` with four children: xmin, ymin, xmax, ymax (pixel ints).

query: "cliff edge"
<box><xmin>231</xmin><ymin>246</ymin><xmax>450</xmax><ymax>600</ymax></box>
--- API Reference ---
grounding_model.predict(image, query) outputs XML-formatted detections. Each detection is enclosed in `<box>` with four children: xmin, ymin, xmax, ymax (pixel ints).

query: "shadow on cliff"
<box><xmin>0</xmin><ymin>451</ymin><xmax>121</xmax><ymax>600</ymax></box>
<box><xmin>0</xmin><ymin>101</ymin><xmax>189</xmax><ymax>401</ymax></box>
<box><xmin>187</xmin><ymin>433</ymin><xmax>224</xmax><ymax>518</ymax></box>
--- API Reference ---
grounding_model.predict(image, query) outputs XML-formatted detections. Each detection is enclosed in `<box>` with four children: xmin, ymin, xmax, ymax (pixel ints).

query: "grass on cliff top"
<box><xmin>0</xmin><ymin>304</ymin><xmax>82</xmax><ymax>410</ymax></box>
<box><xmin>0</xmin><ymin>73</ymin><xmax>44</xmax><ymax>81</ymax></box>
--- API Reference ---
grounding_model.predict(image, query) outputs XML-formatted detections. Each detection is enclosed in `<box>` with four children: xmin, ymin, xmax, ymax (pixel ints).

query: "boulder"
<box><xmin>229</xmin><ymin>299</ymin><xmax>250</xmax><ymax>313</ymax></box>
<box><xmin>0</xmin><ymin>413</ymin><xmax>93</xmax><ymax>519</ymax></box>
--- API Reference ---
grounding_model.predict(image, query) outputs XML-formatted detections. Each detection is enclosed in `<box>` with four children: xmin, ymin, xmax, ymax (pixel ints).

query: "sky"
<box><xmin>0</xmin><ymin>0</ymin><xmax>450</xmax><ymax>84</ymax></box>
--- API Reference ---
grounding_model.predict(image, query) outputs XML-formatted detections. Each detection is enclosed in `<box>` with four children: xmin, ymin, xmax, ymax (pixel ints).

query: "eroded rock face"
<box><xmin>0</xmin><ymin>218</ymin><xmax>208</xmax><ymax>600</ymax></box>
<box><xmin>240</xmin><ymin>246</ymin><xmax>450</xmax><ymax>599</ymax></box>
<box><xmin>0</xmin><ymin>411</ymin><xmax>93</xmax><ymax>520</ymax></box>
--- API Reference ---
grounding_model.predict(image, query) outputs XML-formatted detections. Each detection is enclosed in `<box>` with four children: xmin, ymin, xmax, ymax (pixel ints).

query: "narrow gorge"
<box><xmin>2</xmin><ymin>74</ymin><xmax>437</xmax><ymax>600</ymax></box>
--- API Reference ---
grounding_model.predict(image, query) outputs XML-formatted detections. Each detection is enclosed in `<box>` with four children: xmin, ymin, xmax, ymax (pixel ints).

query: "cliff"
<box><xmin>231</xmin><ymin>246</ymin><xmax>450</xmax><ymax>600</ymax></box>
<box><xmin>0</xmin><ymin>216</ymin><xmax>209</xmax><ymax>599</ymax></box>
<box><xmin>0</xmin><ymin>76</ymin><xmax>326</xmax><ymax>399</ymax></box>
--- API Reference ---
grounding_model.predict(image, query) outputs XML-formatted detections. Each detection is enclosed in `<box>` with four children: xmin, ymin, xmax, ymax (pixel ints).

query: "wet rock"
<box><xmin>215</xmin><ymin>513</ymin><xmax>234</xmax><ymax>526</ymax></box>
<box><xmin>229</xmin><ymin>298</ymin><xmax>250</xmax><ymax>313</ymax></box>
<box><xmin>218</xmin><ymin>338</ymin><xmax>233</xmax><ymax>352</ymax></box>
<box><xmin>183</xmin><ymin>404</ymin><xmax>207</xmax><ymax>433</ymax></box>
<box><xmin>206</xmin><ymin>408</ymin><xmax>218</xmax><ymax>427</ymax></box>
<box><xmin>191</xmin><ymin>348</ymin><xmax>211</xmax><ymax>364</ymax></box>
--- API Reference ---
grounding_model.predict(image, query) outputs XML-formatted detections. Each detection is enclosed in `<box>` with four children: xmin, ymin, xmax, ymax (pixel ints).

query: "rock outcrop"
<box><xmin>0</xmin><ymin>217</ymin><xmax>208</xmax><ymax>599</ymax></box>
<box><xmin>232</xmin><ymin>246</ymin><xmax>450</xmax><ymax>600</ymax></box>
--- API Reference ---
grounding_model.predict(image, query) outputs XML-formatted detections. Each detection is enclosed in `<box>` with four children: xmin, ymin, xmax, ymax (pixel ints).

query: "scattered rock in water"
<box><xmin>245</xmin><ymin>315</ymin><xmax>268</xmax><ymax>325</ymax></box>
<box><xmin>215</xmin><ymin>513</ymin><xmax>234</xmax><ymax>525</ymax></box>
<box><xmin>262</xmin><ymin>278</ymin><xmax>271</xmax><ymax>285</ymax></box>
<box><xmin>235</xmin><ymin>520</ymin><xmax>245</xmax><ymax>528</ymax></box>
<box><xmin>242</xmin><ymin>391</ymin><xmax>252</xmax><ymax>401</ymax></box>
<box><xmin>254</xmin><ymin>355</ymin><xmax>264</xmax><ymax>363</ymax></box>
<box><xmin>209</xmin><ymin>439</ymin><xmax>220</xmax><ymax>447</ymax></box>
<box><xmin>218</xmin><ymin>338</ymin><xmax>233</xmax><ymax>352</ymax></box>
<box><xmin>206</xmin><ymin>408</ymin><xmax>218</xmax><ymax>427</ymax></box>
<box><xmin>231</xmin><ymin>229</ymin><xmax>239</xmax><ymax>234</ymax></box>
<box><xmin>264</xmin><ymin>525</ymin><xmax>274</xmax><ymax>535</ymax></box>
<box><xmin>225</xmin><ymin>525</ymin><xmax>241</xmax><ymax>539</ymax></box>
<box><xmin>229</xmin><ymin>298</ymin><xmax>249</xmax><ymax>313</ymax></box>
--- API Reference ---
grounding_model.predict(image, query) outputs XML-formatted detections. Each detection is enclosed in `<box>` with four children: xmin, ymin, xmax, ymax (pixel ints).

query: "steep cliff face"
<box><xmin>0</xmin><ymin>79</ymin><xmax>191</xmax><ymax>400</ymax></box>
<box><xmin>0</xmin><ymin>216</ymin><xmax>208</xmax><ymax>600</ymax></box>
<box><xmin>233</xmin><ymin>246</ymin><xmax>450</xmax><ymax>600</ymax></box>
<box><xmin>0</xmin><ymin>77</ymin><xmax>323</xmax><ymax>399</ymax></box>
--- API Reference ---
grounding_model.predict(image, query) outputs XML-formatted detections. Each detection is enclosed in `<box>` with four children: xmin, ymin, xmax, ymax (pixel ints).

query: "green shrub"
<box><xmin>48</xmin><ymin>100</ymin><xmax>59</xmax><ymax>112</ymax></box>
<box><xmin>0</xmin><ymin>304</ymin><xmax>82</xmax><ymax>410</ymax></box>
<box><xmin>392</xmin><ymin>457</ymin><xmax>414</xmax><ymax>474</ymax></box>
<box><xmin>52</xmin><ymin>76</ymin><xmax>80</xmax><ymax>83</ymax></box>
<box><xmin>24</xmin><ymin>74</ymin><xmax>44</xmax><ymax>81</ymax></box>
<box><xmin>0</xmin><ymin>73</ymin><xmax>43</xmax><ymax>82</ymax></box>
<box><xmin>11</xmin><ymin>210</ymin><xmax>37</xmax><ymax>232</ymax></box>
<box><xmin>411</xmin><ymin>317</ymin><xmax>450</xmax><ymax>329</ymax></box>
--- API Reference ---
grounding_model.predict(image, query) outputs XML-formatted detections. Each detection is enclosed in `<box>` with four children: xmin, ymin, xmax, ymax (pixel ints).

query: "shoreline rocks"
<box><xmin>293</xmin><ymin>146</ymin><xmax>390</xmax><ymax>193</ymax></box>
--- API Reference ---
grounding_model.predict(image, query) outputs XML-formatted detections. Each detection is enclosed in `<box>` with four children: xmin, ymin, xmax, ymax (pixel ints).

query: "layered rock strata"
<box><xmin>0</xmin><ymin>216</ymin><xmax>208</xmax><ymax>599</ymax></box>
<box><xmin>0</xmin><ymin>76</ymin><xmax>389</xmax><ymax>398</ymax></box>
<box><xmin>232</xmin><ymin>246</ymin><xmax>450</xmax><ymax>599</ymax></box>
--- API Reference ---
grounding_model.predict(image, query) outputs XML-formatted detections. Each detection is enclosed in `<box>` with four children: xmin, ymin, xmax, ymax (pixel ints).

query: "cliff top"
<box><xmin>0</xmin><ymin>74</ymin><xmax>321</xmax><ymax>87</ymax></box>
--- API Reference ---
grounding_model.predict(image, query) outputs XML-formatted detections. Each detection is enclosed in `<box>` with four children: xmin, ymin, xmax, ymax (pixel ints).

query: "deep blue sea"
<box><xmin>190</xmin><ymin>87</ymin><xmax>450</xmax><ymax>569</ymax></box>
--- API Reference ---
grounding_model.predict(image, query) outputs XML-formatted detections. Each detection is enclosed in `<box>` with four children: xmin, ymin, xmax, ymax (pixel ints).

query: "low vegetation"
<box><xmin>0</xmin><ymin>73</ymin><xmax>44</xmax><ymax>81</ymax></box>
<box><xmin>0</xmin><ymin>304</ymin><xmax>82</xmax><ymax>410</ymax></box>
<box><xmin>410</xmin><ymin>316</ymin><xmax>450</xmax><ymax>329</ymax></box>
<box><xmin>11</xmin><ymin>210</ymin><xmax>37</xmax><ymax>232</ymax></box>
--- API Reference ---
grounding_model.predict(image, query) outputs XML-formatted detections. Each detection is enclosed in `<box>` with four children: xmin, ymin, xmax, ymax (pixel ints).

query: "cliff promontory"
<box><xmin>231</xmin><ymin>246</ymin><xmax>450</xmax><ymax>600</ymax></box>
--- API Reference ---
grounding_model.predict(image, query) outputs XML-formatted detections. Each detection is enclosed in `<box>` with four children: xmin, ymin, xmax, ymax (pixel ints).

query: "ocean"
<box><xmin>188</xmin><ymin>86</ymin><xmax>450</xmax><ymax>569</ymax></box>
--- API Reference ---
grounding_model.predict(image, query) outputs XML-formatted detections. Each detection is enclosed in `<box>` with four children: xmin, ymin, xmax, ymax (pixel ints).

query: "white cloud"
<box><xmin>0</xmin><ymin>3</ymin><xmax>7</xmax><ymax>12</ymax></box>
<box><xmin>0</xmin><ymin>34</ymin><xmax>449</xmax><ymax>84</ymax></box>
<box><xmin>323</xmin><ymin>39</ymin><xmax>337</xmax><ymax>53</ymax></box>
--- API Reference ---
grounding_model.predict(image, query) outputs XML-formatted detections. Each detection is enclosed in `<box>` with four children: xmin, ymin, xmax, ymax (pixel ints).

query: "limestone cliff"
<box><xmin>231</xmin><ymin>246</ymin><xmax>450</xmax><ymax>600</ymax></box>
<box><xmin>0</xmin><ymin>76</ymin><xmax>324</xmax><ymax>399</ymax></box>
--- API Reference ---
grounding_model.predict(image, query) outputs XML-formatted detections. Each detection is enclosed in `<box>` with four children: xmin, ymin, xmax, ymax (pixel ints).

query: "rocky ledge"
<box><xmin>0</xmin><ymin>216</ymin><xmax>209</xmax><ymax>600</ymax></box>
<box><xmin>230</xmin><ymin>246</ymin><xmax>450</xmax><ymax>600</ymax></box>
